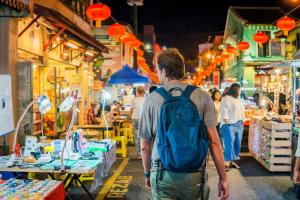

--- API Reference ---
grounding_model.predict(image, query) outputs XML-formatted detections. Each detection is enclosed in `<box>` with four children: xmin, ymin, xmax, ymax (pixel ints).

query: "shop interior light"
<box><xmin>144</xmin><ymin>43</ymin><xmax>152</xmax><ymax>51</ymax></box>
<box><xmin>56</xmin><ymin>37</ymin><xmax>61</xmax><ymax>42</ymax></box>
<box><xmin>162</xmin><ymin>46</ymin><xmax>167</xmax><ymax>50</ymax></box>
<box><xmin>206</xmin><ymin>53</ymin><xmax>212</xmax><ymax>59</ymax></box>
<box><xmin>85</xmin><ymin>51</ymin><xmax>94</xmax><ymax>56</ymax></box>
<box><xmin>275</xmin><ymin>69</ymin><xmax>281</xmax><ymax>74</ymax></box>
<box><xmin>66</xmin><ymin>42</ymin><xmax>78</xmax><ymax>49</ymax></box>
<box><xmin>102</xmin><ymin>90</ymin><xmax>111</xmax><ymax>100</ymax></box>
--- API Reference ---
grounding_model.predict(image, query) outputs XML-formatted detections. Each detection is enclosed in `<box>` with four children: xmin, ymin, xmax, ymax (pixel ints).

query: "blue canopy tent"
<box><xmin>108</xmin><ymin>64</ymin><xmax>149</xmax><ymax>85</ymax></box>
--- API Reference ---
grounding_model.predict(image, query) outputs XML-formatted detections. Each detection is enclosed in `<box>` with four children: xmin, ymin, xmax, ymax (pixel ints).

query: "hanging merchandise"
<box><xmin>86</xmin><ymin>3</ymin><xmax>111</xmax><ymax>28</ymax></box>
<box><xmin>237</xmin><ymin>41</ymin><xmax>250</xmax><ymax>51</ymax></box>
<box><xmin>107</xmin><ymin>23</ymin><xmax>126</xmax><ymax>41</ymax></box>
<box><xmin>253</xmin><ymin>32</ymin><xmax>269</xmax><ymax>48</ymax></box>
<box><xmin>276</xmin><ymin>16</ymin><xmax>296</xmax><ymax>36</ymax></box>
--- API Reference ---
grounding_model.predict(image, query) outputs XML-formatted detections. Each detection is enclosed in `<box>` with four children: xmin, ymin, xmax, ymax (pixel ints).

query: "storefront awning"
<box><xmin>108</xmin><ymin>65</ymin><xmax>149</xmax><ymax>85</ymax></box>
<box><xmin>34</xmin><ymin>4</ymin><xmax>109</xmax><ymax>53</ymax></box>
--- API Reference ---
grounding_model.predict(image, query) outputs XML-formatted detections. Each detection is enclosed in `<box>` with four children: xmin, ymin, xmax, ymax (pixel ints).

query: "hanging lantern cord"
<box><xmin>271</xmin><ymin>4</ymin><xmax>300</xmax><ymax>25</ymax></box>
<box><xmin>111</xmin><ymin>16</ymin><xmax>118</xmax><ymax>23</ymax></box>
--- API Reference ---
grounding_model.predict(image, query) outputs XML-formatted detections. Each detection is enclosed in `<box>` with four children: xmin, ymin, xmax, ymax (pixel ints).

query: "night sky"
<box><xmin>102</xmin><ymin>0</ymin><xmax>296</xmax><ymax>59</ymax></box>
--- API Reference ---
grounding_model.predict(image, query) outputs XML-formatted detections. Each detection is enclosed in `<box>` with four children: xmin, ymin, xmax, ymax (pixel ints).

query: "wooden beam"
<box><xmin>18</xmin><ymin>15</ymin><xmax>41</xmax><ymax>37</ymax></box>
<box><xmin>43</xmin><ymin>27</ymin><xmax>66</xmax><ymax>51</ymax></box>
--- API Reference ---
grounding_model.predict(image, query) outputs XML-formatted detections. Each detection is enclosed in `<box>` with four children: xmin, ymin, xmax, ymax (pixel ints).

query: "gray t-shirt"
<box><xmin>138</xmin><ymin>81</ymin><xmax>218</xmax><ymax>168</ymax></box>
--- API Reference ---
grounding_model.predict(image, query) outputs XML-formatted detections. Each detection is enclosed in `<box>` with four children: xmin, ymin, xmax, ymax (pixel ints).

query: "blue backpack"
<box><xmin>156</xmin><ymin>85</ymin><xmax>209</xmax><ymax>172</ymax></box>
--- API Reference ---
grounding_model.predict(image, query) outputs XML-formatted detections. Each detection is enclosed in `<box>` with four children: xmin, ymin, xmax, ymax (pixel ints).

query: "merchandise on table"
<box><xmin>0</xmin><ymin>178</ymin><xmax>61</xmax><ymax>200</ymax></box>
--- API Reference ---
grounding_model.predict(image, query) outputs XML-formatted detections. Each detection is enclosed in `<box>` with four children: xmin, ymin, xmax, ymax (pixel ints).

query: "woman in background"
<box><xmin>220</xmin><ymin>83</ymin><xmax>245</xmax><ymax>169</ymax></box>
<box><xmin>212</xmin><ymin>90</ymin><xmax>222</xmax><ymax>147</ymax></box>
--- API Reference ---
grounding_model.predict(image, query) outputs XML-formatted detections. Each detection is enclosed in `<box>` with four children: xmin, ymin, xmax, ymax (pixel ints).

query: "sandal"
<box><xmin>230</xmin><ymin>161</ymin><xmax>240</xmax><ymax>169</ymax></box>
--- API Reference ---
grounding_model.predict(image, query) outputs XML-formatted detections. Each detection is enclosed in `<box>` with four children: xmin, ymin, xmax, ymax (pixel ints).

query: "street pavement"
<box><xmin>68</xmin><ymin>146</ymin><xmax>297</xmax><ymax>200</ymax></box>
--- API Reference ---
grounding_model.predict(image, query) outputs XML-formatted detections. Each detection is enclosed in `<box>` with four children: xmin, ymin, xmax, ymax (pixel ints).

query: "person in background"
<box><xmin>149</xmin><ymin>85</ymin><xmax>158</xmax><ymax>94</ymax></box>
<box><xmin>130</xmin><ymin>86</ymin><xmax>145</xmax><ymax>157</ymax></box>
<box><xmin>140</xmin><ymin>49</ymin><xmax>228</xmax><ymax>200</ymax></box>
<box><xmin>220</xmin><ymin>83</ymin><xmax>245</xmax><ymax>170</ymax></box>
<box><xmin>222</xmin><ymin>87</ymin><xmax>230</xmax><ymax>97</ymax></box>
<box><xmin>86</xmin><ymin>101</ymin><xmax>97</xmax><ymax>125</ymax></box>
<box><xmin>111</xmin><ymin>100</ymin><xmax>121</xmax><ymax>118</ymax></box>
<box><xmin>100</xmin><ymin>105</ymin><xmax>114</xmax><ymax>128</ymax></box>
<box><xmin>212</xmin><ymin>89</ymin><xmax>222</xmax><ymax>146</ymax></box>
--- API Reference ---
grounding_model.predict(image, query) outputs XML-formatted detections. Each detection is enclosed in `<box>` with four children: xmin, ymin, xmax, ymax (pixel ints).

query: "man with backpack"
<box><xmin>139</xmin><ymin>49</ymin><xmax>229</xmax><ymax>200</ymax></box>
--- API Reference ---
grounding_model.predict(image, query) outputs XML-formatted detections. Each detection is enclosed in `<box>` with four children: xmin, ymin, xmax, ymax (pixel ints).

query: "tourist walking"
<box><xmin>139</xmin><ymin>49</ymin><xmax>229</xmax><ymax>200</ymax></box>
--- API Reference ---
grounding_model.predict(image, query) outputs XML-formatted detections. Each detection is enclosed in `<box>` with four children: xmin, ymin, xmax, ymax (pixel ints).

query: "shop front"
<box><xmin>16</xmin><ymin>4</ymin><xmax>108</xmax><ymax>142</ymax></box>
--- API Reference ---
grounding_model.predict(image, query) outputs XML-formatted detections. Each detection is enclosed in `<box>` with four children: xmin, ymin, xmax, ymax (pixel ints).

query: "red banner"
<box><xmin>213</xmin><ymin>70</ymin><xmax>220</xmax><ymax>87</ymax></box>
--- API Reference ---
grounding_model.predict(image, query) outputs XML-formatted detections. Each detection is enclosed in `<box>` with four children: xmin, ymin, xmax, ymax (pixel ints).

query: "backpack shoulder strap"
<box><xmin>182</xmin><ymin>85</ymin><xmax>197</xmax><ymax>98</ymax></box>
<box><xmin>156</xmin><ymin>87</ymin><xmax>171</xmax><ymax>101</ymax></box>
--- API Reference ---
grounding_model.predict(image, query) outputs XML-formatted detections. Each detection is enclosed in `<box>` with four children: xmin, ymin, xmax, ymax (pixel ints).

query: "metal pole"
<box><xmin>133</xmin><ymin>4</ymin><xmax>138</xmax><ymax>71</ymax></box>
<box><xmin>292</xmin><ymin>62</ymin><xmax>297</xmax><ymax>132</ymax></box>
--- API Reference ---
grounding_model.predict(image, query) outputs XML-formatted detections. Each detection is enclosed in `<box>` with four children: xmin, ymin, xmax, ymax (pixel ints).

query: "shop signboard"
<box><xmin>127</xmin><ymin>0</ymin><xmax>143</xmax><ymax>6</ymax></box>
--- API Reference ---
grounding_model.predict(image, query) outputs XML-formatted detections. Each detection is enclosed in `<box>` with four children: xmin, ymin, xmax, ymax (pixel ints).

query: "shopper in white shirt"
<box><xmin>130</xmin><ymin>86</ymin><xmax>145</xmax><ymax>156</ymax></box>
<box><xmin>220</xmin><ymin>83</ymin><xmax>245</xmax><ymax>169</ymax></box>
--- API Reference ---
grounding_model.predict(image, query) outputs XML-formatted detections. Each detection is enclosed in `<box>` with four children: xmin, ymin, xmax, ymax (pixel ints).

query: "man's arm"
<box><xmin>207</xmin><ymin>127</ymin><xmax>229</xmax><ymax>200</ymax></box>
<box><xmin>141</xmin><ymin>139</ymin><xmax>151</xmax><ymax>173</ymax></box>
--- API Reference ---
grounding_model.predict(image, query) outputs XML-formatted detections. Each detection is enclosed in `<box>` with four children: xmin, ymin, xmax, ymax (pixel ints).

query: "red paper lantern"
<box><xmin>276</xmin><ymin>16</ymin><xmax>296</xmax><ymax>36</ymax></box>
<box><xmin>226</xmin><ymin>46</ymin><xmax>237</xmax><ymax>54</ymax></box>
<box><xmin>86</xmin><ymin>3</ymin><xmax>111</xmax><ymax>28</ymax></box>
<box><xmin>107</xmin><ymin>23</ymin><xmax>126</xmax><ymax>41</ymax></box>
<box><xmin>136</xmin><ymin>49</ymin><xmax>144</xmax><ymax>57</ymax></box>
<box><xmin>137</xmin><ymin>57</ymin><xmax>146</xmax><ymax>66</ymax></box>
<box><xmin>153</xmin><ymin>44</ymin><xmax>161</xmax><ymax>52</ymax></box>
<box><xmin>120</xmin><ymin>33</ymin><xmax>136</xmax><ymax>44</ymax></box>
<box><xmin>128</xmin><ymin>39</ymin><xmax>142</xmax><ymax>49</ymax></box>
<box><xmin>253</xmin><ymin>32</ymin><xmax>269</xmax><ymax>48</ymax></box>
<box><xmin>237</xmin><ymin>41</ymin><xmax>250</xmax><ymax>51</ymax></box>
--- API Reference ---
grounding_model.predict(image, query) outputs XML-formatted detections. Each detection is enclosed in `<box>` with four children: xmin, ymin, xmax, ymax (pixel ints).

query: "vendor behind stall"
<box><xmin>86</xmin><ymin>101</ymin><xmax>97</xmax><ymax>125</ymax></box>
<box><xmin>111</xmin><ymin>101</ymin><xmax>121</xmax><ymax>118</ymax></box>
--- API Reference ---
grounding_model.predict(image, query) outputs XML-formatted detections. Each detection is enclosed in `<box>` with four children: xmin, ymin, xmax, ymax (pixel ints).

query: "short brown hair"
<box><xmin>156</xmin><ymin>48</ymin><xmax>185</xmax><ymax>79</ymax></box>
<box><xmin>136</xmin><ymin>86</ymin><xmax>145</xmax><ymax>95</ymax></box>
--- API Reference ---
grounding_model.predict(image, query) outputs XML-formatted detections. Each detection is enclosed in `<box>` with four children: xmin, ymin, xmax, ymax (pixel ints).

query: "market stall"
<box><xmin>248</xmin><ymin>60</ymin><xmax>300</xmax><ymax>172</ymax></box>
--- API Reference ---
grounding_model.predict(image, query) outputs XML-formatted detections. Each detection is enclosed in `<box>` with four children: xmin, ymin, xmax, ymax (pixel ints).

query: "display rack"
<box><xmin>250</xmin><ymin>116</ymin><xmax>292</xmax><ymax>172</ymax></box>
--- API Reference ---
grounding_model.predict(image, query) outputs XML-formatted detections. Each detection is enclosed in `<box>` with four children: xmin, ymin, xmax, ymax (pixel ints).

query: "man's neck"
<box><xmin>163</xmin><ymin>79</ymin><xmax>181</xmax><ymax>86</ymax></box>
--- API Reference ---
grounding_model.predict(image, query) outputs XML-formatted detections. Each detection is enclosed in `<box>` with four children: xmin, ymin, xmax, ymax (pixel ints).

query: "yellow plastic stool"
<box><xmin>102</xmin><ymin>128</ymin><xmax>115</xmax><ymax>139</ymax></box>
<box><xmin>126</xmin><ymin>124</ymin><xmax>134</xmax><ymax>144</ymax></box>
<box><xmin>114</xmin><ymin>136</ymin><xmax>127</xmax><ymax>157</ymax></box>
